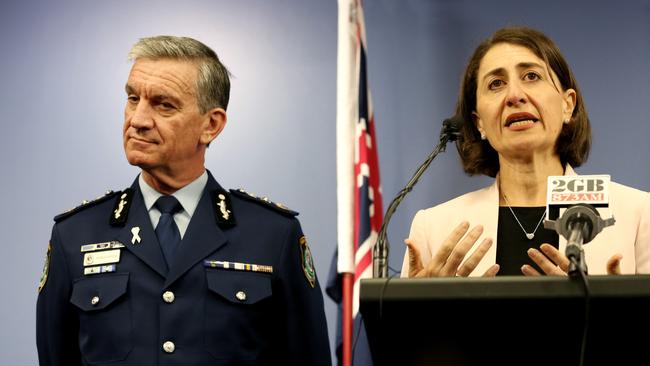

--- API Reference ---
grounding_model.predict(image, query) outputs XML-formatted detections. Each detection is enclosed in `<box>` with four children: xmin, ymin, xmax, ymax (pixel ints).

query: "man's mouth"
<box><xmin>129</xmin><ymin>135</ymin><xmax>156</xmax><ymax>144</ymax></box>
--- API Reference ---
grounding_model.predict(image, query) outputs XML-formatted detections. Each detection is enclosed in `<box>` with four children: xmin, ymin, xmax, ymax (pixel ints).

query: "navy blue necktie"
<box><xmin>155</xmin><ymin>196</ymin><xmax>182</xmax><ymax>267</ymax></box>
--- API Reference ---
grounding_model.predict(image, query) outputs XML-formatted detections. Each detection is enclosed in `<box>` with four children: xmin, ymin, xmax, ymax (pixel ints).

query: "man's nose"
<box><xmin>127</xmin><ymin>101</ymin><xmax>154</xmax><ymax>129</ymax></box>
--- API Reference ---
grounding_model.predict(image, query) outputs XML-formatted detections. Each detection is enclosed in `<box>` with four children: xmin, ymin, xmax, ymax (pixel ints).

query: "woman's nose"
<box><xmin>505</xmin><ymin>81</ymin><xmax>527</xmax><ymax>107</ymax></box>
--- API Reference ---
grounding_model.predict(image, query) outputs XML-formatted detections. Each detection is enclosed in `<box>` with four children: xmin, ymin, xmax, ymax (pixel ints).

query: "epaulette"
<box><xmin>230</xmin><ymin>189</ymin><xmax>299</xmax><ymax>217</ymax></box>
<box><xmin>54</xmin><ymin>190</ymin><xmax>121</xmax><ymax>223</ymax></box>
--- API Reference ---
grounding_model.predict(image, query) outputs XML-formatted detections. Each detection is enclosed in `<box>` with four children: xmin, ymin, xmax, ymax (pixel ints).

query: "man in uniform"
<box><xmin>36</xmin><ymin>36</ymin><xmax>331</xmax><ymax>365</ymax></box>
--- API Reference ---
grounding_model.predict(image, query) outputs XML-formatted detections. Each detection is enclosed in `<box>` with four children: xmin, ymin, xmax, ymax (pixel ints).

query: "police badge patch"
<box><xmin>299</xmin><ymin>236</ymin><xmax>316</xmax><ymax>288</ymax></box>
<box><xmin>38</xmin><ymin>243</ymin><xmax>52</xmax><ymax>293</ymax></box>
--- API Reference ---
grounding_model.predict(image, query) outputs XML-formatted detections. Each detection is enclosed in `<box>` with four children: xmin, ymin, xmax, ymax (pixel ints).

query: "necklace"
<box><xmin>501</xmin><ymin>193</ymin><xmax>547</xmax><ymax>240</ymax></box>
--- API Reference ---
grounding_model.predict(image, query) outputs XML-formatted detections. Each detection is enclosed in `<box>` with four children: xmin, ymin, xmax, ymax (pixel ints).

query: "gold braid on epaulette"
<box><xmin>230</xmin><ymin>188</ymin><xmax>298</xmax><ymax>217</ymax></box>
<box><xmin>54</xmin><ymin>190</ymin><xmax>121</xmax><ymax>222</ymax></box>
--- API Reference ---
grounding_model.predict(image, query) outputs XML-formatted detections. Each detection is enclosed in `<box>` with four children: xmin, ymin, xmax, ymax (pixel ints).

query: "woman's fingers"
<box><xmin>527</xmin><ymin>248</ymin><xmax>566</xmax><ymax>276</ymax></box>
<box><xmin>606</xmin><ymin>254</ymin><xmax>623</xmax><ymax>275</ymax></box>
<box><xmin>539</xmin><ymin>244</ymin><xmax>570</xmax><ymax>273</ymax></box>
<box><xmin>407</xmin><ymin>221</ymin><xmax>492</xmax><ymax>278</ymax></box>
<box><xmin>521</xmin><ymin>264</ymin><xmax>541</xmax><ymax>276</ymax></box>
<box><xmin>405</xmin><ymin>238</ymin><xmax>425</xmax><ymax>277</ymax></box>
<box><xmin>432</xmin><ymin>221</ymin><xmax>470</xmax><ymax>273</ymax></box>
<box><xmin>442</xmin><ymin>225</ymin><xmax>484</xmax><ymax>276</ymax></box>
<box><xmin>482</xmin><ymin>264</ymin><xmax>500</xmax><ymax>277</ymax></box>
<box><xmin>456</xmin><ymin>237</ymin><xmax>492</xmax><ymax>277</ymax></box>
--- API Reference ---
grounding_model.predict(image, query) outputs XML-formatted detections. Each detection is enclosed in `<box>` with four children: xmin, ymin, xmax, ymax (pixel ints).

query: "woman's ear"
<box><xmin>472</xmin><ymin>112</ymin><xmax>486</xmax><ymax>139</ymax></box>
<box><xmin>562</xmin><ymin>88</ymin><xmax>577</xmax><ymax>123</ymax></box>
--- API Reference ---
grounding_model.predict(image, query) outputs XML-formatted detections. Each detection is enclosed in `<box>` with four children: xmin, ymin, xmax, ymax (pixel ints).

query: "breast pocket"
<box><xmin>204</xmin><ymin>270</ymin><xmax>273</xmax><ymax>360</ymax></box>
<box><xmin>70</xmin><ymin>273</ymin><xmax>131</xmax><ymax>364</ymax></box>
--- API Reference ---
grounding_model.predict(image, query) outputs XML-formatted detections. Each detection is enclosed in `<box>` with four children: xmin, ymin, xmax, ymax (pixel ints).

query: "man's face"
<box><xmin>123</xmin><ymin>58</ymin><xmax>213</xmax><ymax>175</ymax></box>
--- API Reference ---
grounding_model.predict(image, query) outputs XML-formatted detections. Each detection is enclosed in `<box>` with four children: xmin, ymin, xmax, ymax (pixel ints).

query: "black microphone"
<box><xmin>545</xmin><ymin>204</ymin><xmax>615</xmax><ymax>274</ymax></box>
<box><xmin>373</xmin><ymin>115</ymin><xmax>463</xmax><ymax>278</ymax></box>
<box><xmin>543</xmin><ymin>175</ymin><xmax>616</xmax><ymax>275</ymax></box>
<box><xmin>441</xmin><ymin>115</ymin><xmax>463</xmax><ymax>142</ymax></box>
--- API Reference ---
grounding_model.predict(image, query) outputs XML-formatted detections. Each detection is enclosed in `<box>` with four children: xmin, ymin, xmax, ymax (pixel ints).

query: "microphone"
<box><xmin>441</xmin><ymin>115</ymin><xmax>463</xmax><ymax>141</ymax></box>
<box><xmin>373</xmin><ymin>115</ymin><xmax>463</xmax><ymax>278</ymax></box>
<box><xmin>543</xmin><ymin>175</ymin><xmax>616</xmax><ymax>275</ymax></box>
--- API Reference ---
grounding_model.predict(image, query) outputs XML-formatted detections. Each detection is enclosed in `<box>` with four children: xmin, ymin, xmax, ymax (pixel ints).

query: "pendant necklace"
<box><xmin>501</xmin><ymin>192</ymin><xmax>547</xmax><ymax>240</ymax></box>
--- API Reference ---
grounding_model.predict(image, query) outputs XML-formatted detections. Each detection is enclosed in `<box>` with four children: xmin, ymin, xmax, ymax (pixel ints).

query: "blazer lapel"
<box><xmin>471</xmin><ymin>180</ymin><xmax>500</xmax><ymax>276</ymax></box>
<box><xmin>115</xmin><ymin>186</ymin><xmax>168</xmax><ymax>278</ymax></box>
<box><xmin>164</xmin><ymin>176</ymin><xmax>228</xmax><ymax>288</ymax></box>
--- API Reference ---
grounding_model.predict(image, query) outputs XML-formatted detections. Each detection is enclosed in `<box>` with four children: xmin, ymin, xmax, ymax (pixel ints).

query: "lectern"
<box><xmin>360</xmin><ymin>275</ymin><xmax>650</xmax><ymax>366</ymax></box>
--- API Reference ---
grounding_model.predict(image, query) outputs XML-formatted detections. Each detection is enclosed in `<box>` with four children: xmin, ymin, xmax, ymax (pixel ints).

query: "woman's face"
<box><xmin>473</xmin><ymin>43</ymin><xmax>576</xmax><ymax>162</ymax></box>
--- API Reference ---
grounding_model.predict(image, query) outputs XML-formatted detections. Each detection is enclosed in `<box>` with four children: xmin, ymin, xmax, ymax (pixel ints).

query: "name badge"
<box><xmin>84</xmin><ymin>249</ymin><xmax>121</xmax><ymax>267</ymax></box>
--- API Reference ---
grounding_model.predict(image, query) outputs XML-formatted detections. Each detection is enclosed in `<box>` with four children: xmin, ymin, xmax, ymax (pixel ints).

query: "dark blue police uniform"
<box><xmin>36</xmin><ymin>171</ymin><xmax>331</xmax><ymax>365</ymax></box>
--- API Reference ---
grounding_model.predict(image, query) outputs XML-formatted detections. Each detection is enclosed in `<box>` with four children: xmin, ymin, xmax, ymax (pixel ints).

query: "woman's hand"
<box><xmin>405</xmin><ymin>221</ymin><xmax>499</xmax><ymax>278</ymax></box>
<box><xmin>523</xmin><ymin>243</ymin><xmax>623</xmax><ymax>275</ymax></box>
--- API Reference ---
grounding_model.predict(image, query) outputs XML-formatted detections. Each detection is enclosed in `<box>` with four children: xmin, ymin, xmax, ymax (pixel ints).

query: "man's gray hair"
<box><xmin>129</xmin><ymin>35</ymin><xmax>230</xmax><ymax>113</ymax></box>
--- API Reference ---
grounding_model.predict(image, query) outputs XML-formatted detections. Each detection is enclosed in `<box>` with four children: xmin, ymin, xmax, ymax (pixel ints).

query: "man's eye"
<box><xmin>160</xmin><ymin>102</ymin><xmax>175</xmax><ymax>110</ymax></box>
<box><xmin>127</xmin><ymin>95</ymin><xmax>139</xmax><ymax>103</ymax></box>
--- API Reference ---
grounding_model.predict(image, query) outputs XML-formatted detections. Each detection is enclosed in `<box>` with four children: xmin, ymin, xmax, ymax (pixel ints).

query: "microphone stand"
<box><xmin>543</xmin><ymin>204</ymin><xmax>615</xmax><ymax>276</ymax></box>
<box><xmin>373</xmin><ymin>117</ymin><xmax>462</xmax><ymax>278</ymax></box>
<box><xmin>543</xmin><ymin>203</ymin><xmax>615</xmax><ymax>366</ymax></box>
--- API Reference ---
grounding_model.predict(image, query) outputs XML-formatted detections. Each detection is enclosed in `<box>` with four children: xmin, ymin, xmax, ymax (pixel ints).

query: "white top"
<box><xmin>401</xmin><ymin>166</ymin><xmax>650</xmax><ymax>276</ymax></box>
<box><xmin>138</xmin><ymin>171</ymin><xmax>208</xmax><ymax>238</ymax></box>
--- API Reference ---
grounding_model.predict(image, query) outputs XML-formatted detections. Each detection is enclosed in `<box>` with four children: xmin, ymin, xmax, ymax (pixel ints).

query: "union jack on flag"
<box><xmin>327</xmin><ymin>0</ymin><xmax>382</xmax><ymax>364</ymax></box>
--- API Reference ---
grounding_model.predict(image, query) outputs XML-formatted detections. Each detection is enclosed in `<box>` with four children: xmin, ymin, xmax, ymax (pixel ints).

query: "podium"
<box><xmin>360</xmin><ymin>275</ymin><xmax>650</xmax><ymax>366</ymax></box>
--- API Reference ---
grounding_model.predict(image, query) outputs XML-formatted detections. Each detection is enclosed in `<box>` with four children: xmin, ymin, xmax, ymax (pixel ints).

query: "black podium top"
<box><xmin>360</xmin><ymin>275</ymin><xmax>650</xmax><ymax>366</ymax></box>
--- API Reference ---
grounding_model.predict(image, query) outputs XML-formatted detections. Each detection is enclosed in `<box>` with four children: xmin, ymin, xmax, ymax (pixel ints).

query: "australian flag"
<box><xmin>327</xmin><ymin>0</ymin><xmax>383</xmax><ymax>365</ymax></box>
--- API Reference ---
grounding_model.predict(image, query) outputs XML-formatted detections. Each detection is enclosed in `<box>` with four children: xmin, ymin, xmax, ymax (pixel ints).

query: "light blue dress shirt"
<box><xmin>139</xmin><ymin>171</ymin><xmax>208</xmax><ymax>239</ymax></box>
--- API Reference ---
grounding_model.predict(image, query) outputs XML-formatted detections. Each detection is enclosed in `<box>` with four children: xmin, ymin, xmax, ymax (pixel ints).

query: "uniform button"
<box><xmin>91</xmin><ymin>296</ymin><xmax>100</xmax><ymax>306</ymax></box>
<box><xmin>235</xmin><ymin>291</ymin><xmax>247</xmax><ymax>301</ymax></box>
<box><xmin>162</xmin><ymin>341</ymin><xmax>175</xmax><ymax>353</ymax></box>
<box><xmin>162</xmin><ymin>291</ymin><xmax>175</xmax><ymax>303</ymax></box>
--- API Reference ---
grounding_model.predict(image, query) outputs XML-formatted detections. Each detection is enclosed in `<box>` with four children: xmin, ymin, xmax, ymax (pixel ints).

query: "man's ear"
<box><xmin>201</xmin><ymin>108</ymin><xmax>227</xmax><ymax>146</ymax></box>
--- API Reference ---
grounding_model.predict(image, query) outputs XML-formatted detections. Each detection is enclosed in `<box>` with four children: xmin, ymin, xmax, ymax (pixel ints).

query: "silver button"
<box><xmin>91</xmin><ymin>296</ymin><xmax>100</xmax><ymax>306</ymax></box>
<box><xmin>235</xmin><ymin>291</ymin><xmax>247</xmax><ymax>301</ymax></box>
<box><xmin>162</xmin><ymin>341</ymin><xmax>175</xmax><ymax>353</ymax></box>
<box><xmin>162</xmin><ymin>291</ymin><xmax>175</xmax><ymax>303</ymax></box>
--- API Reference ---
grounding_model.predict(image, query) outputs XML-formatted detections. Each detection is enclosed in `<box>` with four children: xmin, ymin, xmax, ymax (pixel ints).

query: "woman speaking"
<box><xmin>402</xmin><ymin>27</ymin><xmax>650</xmax><ymax>277</ymax></box>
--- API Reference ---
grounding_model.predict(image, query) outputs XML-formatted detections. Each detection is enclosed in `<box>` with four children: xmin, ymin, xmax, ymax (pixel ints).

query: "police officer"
<box><xmin>36</xmin><ymin>36</ymin><xmax>331</xmax><ymax>366</ymax></box>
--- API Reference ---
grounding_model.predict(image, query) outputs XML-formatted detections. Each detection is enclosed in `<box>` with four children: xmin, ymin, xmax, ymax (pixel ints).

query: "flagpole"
<box><xmin>337</xmin><ymin>0</ymin><xmax>356</xmax><ymax>363</ymax></box>
<box><xmin>342</xmin><ymin>272</ymin><xmax>353</xmax><ymax>366</ymax></box>
<box><xmin>337</xmin><ymin>1</ymin><xmax>377</xmax><ymax>365</ymax></box>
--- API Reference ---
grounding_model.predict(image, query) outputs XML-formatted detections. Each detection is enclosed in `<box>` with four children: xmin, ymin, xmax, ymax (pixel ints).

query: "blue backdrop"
<box><xmin>1</xmin><ymin>0</ymin><xmax>648</xmax><ymax>364</ymax></box>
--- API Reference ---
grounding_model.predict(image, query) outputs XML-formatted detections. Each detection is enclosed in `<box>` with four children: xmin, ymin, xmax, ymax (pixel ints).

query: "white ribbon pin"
<box><xmin>131</xmin><ymin>226</ymin><xmax>141</xmax><ymax>244</ymax></box>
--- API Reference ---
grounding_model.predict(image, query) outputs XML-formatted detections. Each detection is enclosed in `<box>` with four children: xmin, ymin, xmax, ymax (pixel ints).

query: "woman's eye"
<box><xmin>488</xmin><ymin>79</ymin><xmax>504</xmax><ymax>90</ymax></box>
<box><xmin>524</xmin><ymin>72</ymin><xmax>541</xmax><ymax>81</ymax></box>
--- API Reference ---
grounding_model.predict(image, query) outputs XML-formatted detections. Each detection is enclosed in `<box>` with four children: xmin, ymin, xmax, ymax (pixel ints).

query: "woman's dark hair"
<box><xmin>455</xmin><ymin>26</ymin><xmax>591</xmax><ymax>177</ymax></box>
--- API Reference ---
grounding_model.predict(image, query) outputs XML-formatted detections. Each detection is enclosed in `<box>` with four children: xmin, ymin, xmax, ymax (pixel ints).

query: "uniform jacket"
<box><xmin>37</xmin><ymin>172</ymin><xmax>331</xmax><ymax>366</ymax></box>
<box><xmin>402</xmin><ymin>167</ymin><xmax>650</xmax><ymax>276</ymax></box>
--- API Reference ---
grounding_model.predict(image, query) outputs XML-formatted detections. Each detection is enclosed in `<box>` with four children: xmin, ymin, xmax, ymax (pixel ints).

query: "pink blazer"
<box><xmin>401</xmin><ymin>167</ymin><xmax>650</xmax><ymax>276</ymax></box>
